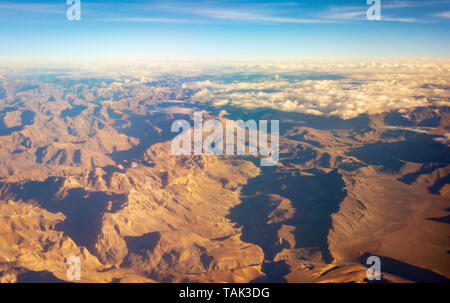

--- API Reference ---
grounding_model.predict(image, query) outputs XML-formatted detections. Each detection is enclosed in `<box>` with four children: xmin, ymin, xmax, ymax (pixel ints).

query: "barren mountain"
<box><xmin>0</xmin><ymin>62</ymin><xmax>448</xmax><ymax>282</ymax></box>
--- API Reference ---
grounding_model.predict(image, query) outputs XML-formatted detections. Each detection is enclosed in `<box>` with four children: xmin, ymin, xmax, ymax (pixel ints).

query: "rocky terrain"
<box><xmin>0</xmin><ymin>61</ymin><xmax>448</xmax><ymax>282</ymax></box>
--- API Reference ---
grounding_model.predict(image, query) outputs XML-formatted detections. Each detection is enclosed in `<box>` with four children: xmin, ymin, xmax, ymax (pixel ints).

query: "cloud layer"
<box><xmin>1</xmin><ymin>59</ymin><xmax>449</xmax><ymax>121</ymax></box>
<box><xmin>180</xmin><ymin>59</ymin><xmax>450</xmax><ymax>119</ymax></box>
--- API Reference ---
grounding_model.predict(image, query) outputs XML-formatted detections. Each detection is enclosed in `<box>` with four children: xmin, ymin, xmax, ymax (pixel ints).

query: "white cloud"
<box><xmin>434</xmin><ymin>11</ymin><xmax>450</xmax><ymax>18</ymax></box>
<box><xmin>0</xmin><ymin>3</ymin><xmax>62</xmax><ymax>14</ymax></box>
<box><xmin>180</xmin><ymin>60</ymin><xmax>450</xmax><ymax>119</ymax></box>
<box><xmin>434</xmin><ymin>133</ymin><xmax>450</xmax><ymax>145</ymax></box>
<box><xmin>100</xmin><ymin>17</ymin><xmax>206</xmax><ymax>24</ymax></box>
<box><xmin>382</xmin><ymin>126</ymin><xmax>434</xmax><ymax>134</ymax></box>
<box><xmin>187</xmin><ymin>8</ymin><xmax>327</xmax><ymax>23</ymax></box>
<box><xmin>4</xmin><ymin>59</ymin><xmax>448</xmax><ymax>121</ymax></box>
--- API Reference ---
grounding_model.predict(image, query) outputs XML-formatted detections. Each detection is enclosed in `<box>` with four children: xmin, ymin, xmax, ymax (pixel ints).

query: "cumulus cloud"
<box><xmin>2</xmin><ymin>59</ymin><xmax>448</xmax><ymax>121</ymax></box>
<box><xmin>180</xmin><ymin>60</ymin><xmax>450</xmax><ymax>119</ymax></box>
<box><xmin>381</xmin><ymin>126</ymin><xmax>434</xmax><ymax>134</ymax></box>
<box><xmin>434</xmin><ymin>133</ymin><xmax>450</xmax><ymax>145</ymax></box>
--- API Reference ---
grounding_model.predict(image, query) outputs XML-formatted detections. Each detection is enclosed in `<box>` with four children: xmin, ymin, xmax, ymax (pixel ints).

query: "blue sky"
<box><xmin>0</xmin><ymin>0</ymin><xmax>449</xmax><ymax>60</ymax></box>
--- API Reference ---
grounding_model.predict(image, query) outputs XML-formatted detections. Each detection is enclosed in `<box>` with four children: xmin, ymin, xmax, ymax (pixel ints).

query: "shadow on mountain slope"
<box><xmin>0</xmin><ymin>178</ymin><xmax>127</xmax><ymax>251</ymax></box>
<box><xmin>359</xmin><ymin>253</ymin><xmax>450</xmax><ymax>283</ymax></box>
<box><xmin>229</xmin><ymin>165</ymin><xmax>346</xmax><ymax>281</ymax></box>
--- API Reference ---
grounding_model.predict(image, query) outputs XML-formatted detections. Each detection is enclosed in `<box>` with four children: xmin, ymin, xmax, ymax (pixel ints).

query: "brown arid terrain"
<box><xmin>0</xmin><ymin>61</ymin><xmax>449</xmax><ymax>283</ymax></box>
